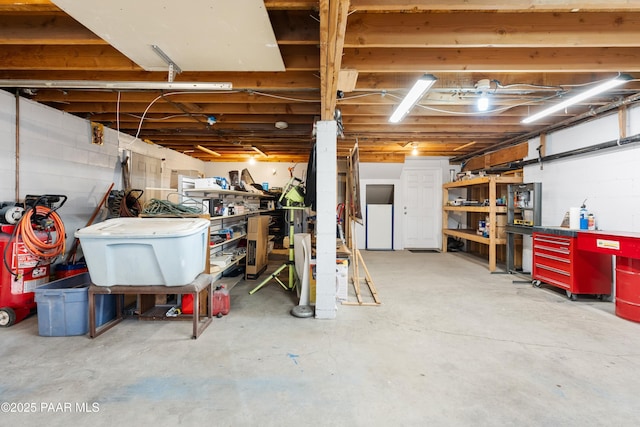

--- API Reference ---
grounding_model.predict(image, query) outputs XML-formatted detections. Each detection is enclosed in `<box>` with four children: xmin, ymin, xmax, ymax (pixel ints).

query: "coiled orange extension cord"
<box><xmin>16</xmin><ymin>205</ymin><xmax>66</xmax><ymax>260</ymax></box>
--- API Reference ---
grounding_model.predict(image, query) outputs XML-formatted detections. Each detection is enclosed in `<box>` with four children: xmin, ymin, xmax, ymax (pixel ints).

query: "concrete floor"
<box><xmin>2</xmin><ymin>250</ymin><xmax>640</xmax><ymax>426</ymax></box>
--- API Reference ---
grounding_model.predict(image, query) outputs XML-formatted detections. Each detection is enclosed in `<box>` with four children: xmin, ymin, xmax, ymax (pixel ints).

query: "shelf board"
<box><xmin>443</xmin><ymin>175</ymin><xmax>523</xmax><ymax>189</ymax></box>
<box><xmin>210</xmin><ymin>255</ymin><xmax>246</xmax><ymax>275</ymax></box>
<box><xmin>443</xmin><ymin>228</ymin><xmax>506</xmax><ymax>245</ymax></box>
<box><xmin>444</xmin><ymin>206</ymin><xmax>507</xmax><ymax>213</ymax></box>
<box><xmin>185</xmin><ymin>188</ymin><xmax>270</xmax><ymax>198</ymax></box>
<box><xmin>209</xmin><ymin>209</ymin><xmax>273</xmax><ymax>221</ymax></box>
<box><xmin>210</xmin><ymin>233</ymin><xmax>246</xmax><ymax>249</ymax></box>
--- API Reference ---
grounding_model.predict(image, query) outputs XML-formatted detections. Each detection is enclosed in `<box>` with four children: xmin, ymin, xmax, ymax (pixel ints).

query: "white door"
<box><xmin>402</xmin><ymin>167</ymin><xmax>441</xmax><ymax>249</ymax></box>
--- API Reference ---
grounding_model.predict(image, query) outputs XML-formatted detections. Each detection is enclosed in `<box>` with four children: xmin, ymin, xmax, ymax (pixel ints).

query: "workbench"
<box><xmin>531</xmin><ymin>226</ymin><xmax>640</xmax><ymax>322</ymax></box>
<box><xmin>88</xmin><ymin>273</ymin><xmax>219</xmax><ymax>339</ymax></box>
<box><xmin>576</xmin><ymin>230</ymin><xmax>640</xmax><ymax>322</ymax></box>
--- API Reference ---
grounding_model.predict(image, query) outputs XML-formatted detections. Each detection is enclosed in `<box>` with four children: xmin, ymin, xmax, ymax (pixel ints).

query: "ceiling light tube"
<box><xmin>196</xmin><ymin>145</ymin><xmax>222</xmax><ymax>157</ymax></box>
<box><xmin>251</xmin><ymin>146</ymin><xmax>268</xmax><ymax>157</ymax></box>
<box><xmin>389</xmin><ymin>74</ymin><xmax>438</xmax><ymax>123</ymax></box>
<box><xmin>522</xmin><ymin>74</ymin><xmax>632</xmax><ymax>124</ymax></box>
<box><xmin>0</xmin><ymin>80</ymin><xmax>232</xmax><ymax>90</ymax></box>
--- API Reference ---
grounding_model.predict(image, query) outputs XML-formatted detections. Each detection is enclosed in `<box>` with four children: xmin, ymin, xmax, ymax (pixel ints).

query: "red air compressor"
<box><xmin>0</xmin><ymin>195</ymin><xmax>66</xmax><ymax>327</ymax></box>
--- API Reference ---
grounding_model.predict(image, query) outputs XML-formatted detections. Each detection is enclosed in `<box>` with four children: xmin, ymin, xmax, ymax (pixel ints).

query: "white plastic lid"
<box><xmin>74</xmin><ymin>217</ymin><xmax>210</xmax><ymax>238</ymax></box>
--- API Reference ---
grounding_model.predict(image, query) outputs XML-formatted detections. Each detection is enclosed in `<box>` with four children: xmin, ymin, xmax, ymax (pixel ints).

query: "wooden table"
<box><xmin>88</xmin><ymin>273</ymin><xmax>216</xmax><ymax>339</ymax></box>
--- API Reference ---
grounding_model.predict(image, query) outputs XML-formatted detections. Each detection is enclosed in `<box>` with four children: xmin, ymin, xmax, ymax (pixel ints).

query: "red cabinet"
<box><xmin>532</xmin><ymin>232</ymin><xmax>612</xmax><ymax>299</ymax></box>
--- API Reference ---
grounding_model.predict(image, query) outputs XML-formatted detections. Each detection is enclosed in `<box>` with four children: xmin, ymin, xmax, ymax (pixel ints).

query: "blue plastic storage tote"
<box><xmin>34</xmin><ymin>272</ymin><xmax>116</xmax><ymax>337</ymax></box>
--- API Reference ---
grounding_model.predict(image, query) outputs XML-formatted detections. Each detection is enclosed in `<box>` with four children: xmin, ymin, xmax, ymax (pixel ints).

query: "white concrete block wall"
<box><xmin>0</xmin><ymin>94</ymin><xmax>119</xmax><ymax>256</ymax></box>
<box><xmin>0</xmin><ymin>91</ymin><xmax>17</xmax><ymax>200</ymax></box>
<box><xmin>522</xmin><ymin>105</ymin><xmax>640</xmax><ymax>271</ymax></box>
<box><xmin>0</xmin><ymin>90</ymin><xmax>206</xmax><ymax>263</ymax></box>
<box><xmin>524</xmin><ymin>110</ymin><xmax>640</xmax><ymax>231</ymax></box>
<box><xmin>120</xmin><ymin>135</ymin><xmax>206</xmax><ymax>193</ymax></box>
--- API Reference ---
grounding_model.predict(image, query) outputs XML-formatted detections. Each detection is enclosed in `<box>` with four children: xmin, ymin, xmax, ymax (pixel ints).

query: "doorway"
<box><xmin>401</xmin><ymin>167</ymin><xmax>441</xmax><ymax>249</ymax></box>
<box><xmin>365</xmin><ymin>184</ymin><xmax>394</xmax><ymax>250</ymax></box>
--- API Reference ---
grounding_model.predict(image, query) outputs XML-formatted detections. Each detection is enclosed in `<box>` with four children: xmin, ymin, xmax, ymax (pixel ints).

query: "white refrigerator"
<box><xmin>366</xmin><ymin>204</ymin><xmax>393</xmax><ymax>250</ymax></box>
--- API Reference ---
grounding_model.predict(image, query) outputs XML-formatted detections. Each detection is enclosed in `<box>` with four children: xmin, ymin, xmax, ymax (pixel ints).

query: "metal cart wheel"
<box><xmin>0</xmin><ymin>307</ymin><xmax>16</xmax><ymax>327</ymax></box>
<box><xmin>565</xmin><ymin>290</ymin><xmax>578</xmax><ymax>301</ymax></box>
<box><xmin>532</xmin><ymin>280</ymin><xmax>542</xmax><ymax>288</ymax></box>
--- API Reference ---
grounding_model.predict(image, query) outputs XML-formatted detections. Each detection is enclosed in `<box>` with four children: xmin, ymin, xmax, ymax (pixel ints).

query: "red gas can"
<box><xmin>212</xmin><ymin>285</ymin><xmax>230</xmax><ymax>317</ymax></box>
<box><xmin>0</xmin><ymin>224</ymin><xmax>50</xmax><ymax>326</ymax></box>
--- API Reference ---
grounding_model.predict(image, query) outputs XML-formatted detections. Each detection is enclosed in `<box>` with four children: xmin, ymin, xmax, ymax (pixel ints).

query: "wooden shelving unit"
<box><xmin>178</xmin><ymin>176</ymin><xmax>275</xmax><ymax>279</ymax></box>
<box><xmin>442</xmin><ymin>175</ymin><xmax>522</xmax><ymax>272</ymax></box>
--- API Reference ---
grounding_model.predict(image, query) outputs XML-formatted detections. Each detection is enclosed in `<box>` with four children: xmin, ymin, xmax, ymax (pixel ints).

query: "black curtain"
<box><xmin>304</xmin><ymin>143</ymin><xmax>317</xmax><ymax>211</ymax></box>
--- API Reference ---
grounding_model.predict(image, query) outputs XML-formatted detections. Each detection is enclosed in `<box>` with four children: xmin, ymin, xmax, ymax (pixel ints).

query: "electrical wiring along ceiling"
<box><xmin>1</xmin><ymin>1</ymin><xmax>640</xmax><ymax>167</ymax></box>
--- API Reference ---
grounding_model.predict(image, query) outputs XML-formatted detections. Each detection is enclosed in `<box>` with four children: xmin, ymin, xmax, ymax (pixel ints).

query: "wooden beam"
<box><xmin>345</xmin><ymin>12</ymin><xmax>640</xmax><ymax>48</ymax></box>
<box><xmin>342</xmin><ymin>46</ymin><xmax>640</xmax><ymax>72</ymax></box>
<box><xmin>0</xmin><ymin>45</ymin><xmax>140</xmax><ymax>70</ymax></box>
<box><xmin>343</xmin><ymin>123</ymin><xmax>527</xmax><ymax>133</ymax></box>
<box><xmin>269</xmin><ymin>10</ymin><xmax>320</xmax><ymax>45</ymax></box>
<box><xmin>0</xmin><ymin>14</ymin><xmax>105</xmax><ymax>45</ymax></box>
<box><xmin>619</xmin><ymin>106</ymin><xmax>628</xmax><ymax>138</ymax></box>
<box><xmin>89</xmin><ymin>113</ymin><xmax>318</xmax><ymax>125</ymax></box>
<box><xmin>321</xmin><ymin>0</ymin><xmax>350</xmax><ymax>121</ymax></box>
<box><xmin>58</xmin><ymin>102</ymin><xmax>322</xmax><ymax>115</ymax></box>
<box><xmin>348</xmin><ymin>0</ymin><xmax>640</xmax><ymax>12</ymax></box>
<box><xmin>463</xmin><ymin>142</ymin><xmax>528</xmax><ymax>171</ymax></box>
<box><xmin>353</xmin><ymin>71</ymin><xmax>633</xmax><ymax>91</ymax></box>
<box><xmin>0</xmin><ymin>0</ymin><xmax>61</xmax><ymax>12</ymax></box>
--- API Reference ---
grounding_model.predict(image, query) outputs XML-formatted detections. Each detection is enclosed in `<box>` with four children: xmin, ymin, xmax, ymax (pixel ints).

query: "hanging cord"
<box><xmin>118</xmin><ymin>190</ymin><xmax>144</xmax><ymax>217</ymax></box>
<box><xmin>2</xmin><ymin>223</ymin><xmax>22</xmax><ymax>278</ymax></box>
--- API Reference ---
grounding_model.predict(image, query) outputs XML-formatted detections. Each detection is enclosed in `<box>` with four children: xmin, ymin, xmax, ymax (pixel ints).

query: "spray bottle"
<box><xmin>580</xmin><ymin>199</ymin><xmax>588</xmax><ymax>230</ymax></box>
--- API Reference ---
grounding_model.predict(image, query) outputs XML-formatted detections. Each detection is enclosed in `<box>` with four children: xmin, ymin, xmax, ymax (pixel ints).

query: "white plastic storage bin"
<box><xmin>75</xmin><ymin>218</ymin><xmax>210</xmax><ymax>286</ymax></box>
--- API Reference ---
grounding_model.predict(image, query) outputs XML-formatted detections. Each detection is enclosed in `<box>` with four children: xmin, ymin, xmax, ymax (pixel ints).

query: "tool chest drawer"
<box><xmin>532</xmin><ymin>232</ymin><xmax>612</xmax><ymax>299</ymax></box>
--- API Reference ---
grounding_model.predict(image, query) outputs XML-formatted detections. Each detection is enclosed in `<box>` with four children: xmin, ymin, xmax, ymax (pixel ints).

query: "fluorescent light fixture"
<box><xmin>251</xmin><ymin>146</ymin><xmax>268</xmax><ymax>157</ymax></box>
<box><xmin>389</xmin><ymin>74</ymin><xmax>437</xmax><ymax>123</ymax></box>
<box><xmin>477</xmin><ymin>93</ymin><xmax>489</xmax><ymax>112</ymax></box>
<box><xmin>0</xmin><ymin>80</ymin><xmax>232</xmax><ymax>90</ymax></box>
<box><xmin>522</xmin><ymin>74</ymin><xmax>632</xmax><ymax>124</ymax></box>
<box><xmin>196</xmin><ymin>145</ymin><xmax>221</xmax><ymax>157</ymax></box>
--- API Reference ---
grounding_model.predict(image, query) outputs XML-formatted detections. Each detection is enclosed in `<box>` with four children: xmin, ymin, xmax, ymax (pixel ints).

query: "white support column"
<box><xmin>315</xmin><ymin>121</ymin><xmax>337</xmax><ymax>319</ymax></box>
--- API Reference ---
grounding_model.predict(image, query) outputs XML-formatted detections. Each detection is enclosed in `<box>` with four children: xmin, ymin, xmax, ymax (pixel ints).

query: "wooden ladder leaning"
<box><xmin>342</xmin><ymin>219</ymin><xmax>381</xmax><ymax>306</ymax></box>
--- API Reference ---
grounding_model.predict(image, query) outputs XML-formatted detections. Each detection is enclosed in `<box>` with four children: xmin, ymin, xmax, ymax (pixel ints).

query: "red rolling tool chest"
<box><xmin>532</xmin><ymin>230</ymin><xmax>612</xmax><ymax>300</ymax></box>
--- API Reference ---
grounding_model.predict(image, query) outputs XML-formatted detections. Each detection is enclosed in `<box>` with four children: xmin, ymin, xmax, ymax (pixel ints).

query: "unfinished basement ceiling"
<box><xmin>51</xmin><ymin>0</ymin><xmax>285</xmax><ymax>72</ymax></box>
<box><xmin>2</xmin><ymin>1</ymin><xmax>640</xmax><ymax>165</ymax></box>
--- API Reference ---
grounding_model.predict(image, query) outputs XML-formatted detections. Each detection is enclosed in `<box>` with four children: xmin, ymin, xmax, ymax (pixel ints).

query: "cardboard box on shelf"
<box><xmin>246</xmin><ymin>216</ymin><xmax>271</xmax><ymax>278</ymax></box>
